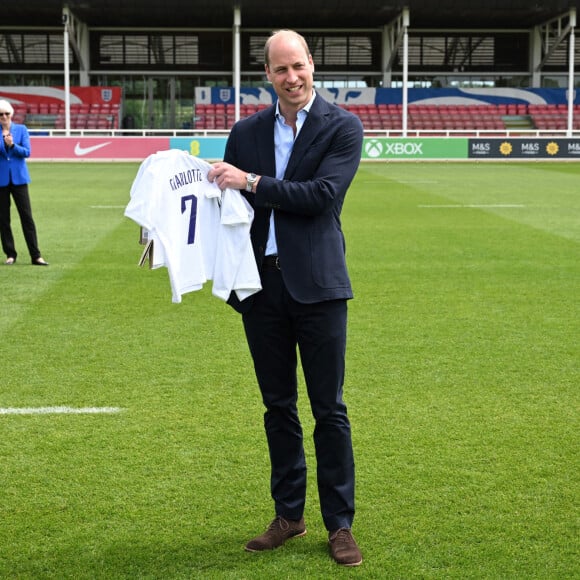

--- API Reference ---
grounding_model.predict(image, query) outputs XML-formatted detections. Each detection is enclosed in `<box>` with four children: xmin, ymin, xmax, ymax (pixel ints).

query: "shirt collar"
<box><xmin>275</xmin><ymin>89</ymin><xmax>316</xmax><ymax>119</ymax></box>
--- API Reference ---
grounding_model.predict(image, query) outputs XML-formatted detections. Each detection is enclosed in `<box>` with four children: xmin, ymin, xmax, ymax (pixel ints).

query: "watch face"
<box><xmin>246</xmin><ymin>173</ymin><xmax>255</xmax><ymax>192</ymax></box>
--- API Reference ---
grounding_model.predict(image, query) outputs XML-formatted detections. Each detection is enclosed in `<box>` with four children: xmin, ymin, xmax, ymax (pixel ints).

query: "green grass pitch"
<box><xmin>1</xmin><ymin>160</ymin><xmax>578</xmax><ymax>578</ymax></box>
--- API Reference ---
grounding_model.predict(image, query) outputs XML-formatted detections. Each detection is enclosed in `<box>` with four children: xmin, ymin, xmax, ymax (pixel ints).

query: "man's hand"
<box><xmin>208</xmin><ymin>161</ymin><xmax>247</xmax><ymax>191</ymax></box>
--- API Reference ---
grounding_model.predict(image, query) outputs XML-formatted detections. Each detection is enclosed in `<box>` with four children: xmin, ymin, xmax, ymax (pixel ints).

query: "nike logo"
<box><xmin>74</xmin><ymin>142</ymin><xmax>112</xmax><ymax>156</ymax></box>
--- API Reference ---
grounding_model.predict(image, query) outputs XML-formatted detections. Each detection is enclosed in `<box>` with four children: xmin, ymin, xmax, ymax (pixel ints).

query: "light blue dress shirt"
<box><xmin>265</xmin><ymin>91</ymin><xmax>316</xmax><ymax>256</ymax></box>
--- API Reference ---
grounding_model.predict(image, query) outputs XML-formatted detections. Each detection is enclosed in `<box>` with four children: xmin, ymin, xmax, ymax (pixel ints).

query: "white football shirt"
<box><xmin>125</xmin><ymin>150</ymin><xmax>261</xmax><ymax>303</ymax></box>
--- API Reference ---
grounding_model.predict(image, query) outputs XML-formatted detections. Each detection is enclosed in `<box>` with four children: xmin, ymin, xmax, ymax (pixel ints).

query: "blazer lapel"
<box><xmin>284</xmin><ymin>96</ymin><xmax>329</xmax><ymax>179</ymax></box>
<box><xmin>255</xmin><ymin>109</ymin><xmax>276</xmax><ymax>177</ymax></box>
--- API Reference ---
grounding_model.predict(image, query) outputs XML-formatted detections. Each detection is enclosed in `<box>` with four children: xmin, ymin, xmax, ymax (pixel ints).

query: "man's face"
<box><xmin>265</xmin><ymin>34</ymin><xmax>314</xmax><ymax>114</ymax></box>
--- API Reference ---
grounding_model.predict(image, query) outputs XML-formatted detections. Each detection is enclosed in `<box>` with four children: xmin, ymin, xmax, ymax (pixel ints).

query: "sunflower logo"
<box><xmin>546</xmin><ymin>141</ymin><xmax>559</xmax><ymax>156</ymax></box>
<box><xmin>499</xmin><ymin>141</ymin><xmax>513</xmax><ymax>156</ymax></box>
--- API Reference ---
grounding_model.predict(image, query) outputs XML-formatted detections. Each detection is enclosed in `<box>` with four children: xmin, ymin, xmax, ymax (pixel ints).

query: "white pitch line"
<box><xmin>397</xmin><ymin>180</ymin><xmax>439</xmax><ymax>184</ymax></box>
<box><xmin>418</xmin><ymin>204</ymin><xmax>525</xmax><ymax>208</ymax></box>
<box><xmin>0</xmin><ymin>406</ymin><xmax>123</xmax><ymax>415</ymax></box>
<box><xmin>90</xmin><ymin>205</ymin><xmax>126</xmax><ymax>209</ymax></box>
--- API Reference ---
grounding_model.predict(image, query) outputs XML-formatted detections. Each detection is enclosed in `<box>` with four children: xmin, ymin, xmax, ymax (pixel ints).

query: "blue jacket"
<box><xmin>224</xmin><ymin>94</ymin><xmax>363</xmax><ymax>312</ymax></box>
<box><xmin>0</xmin><ymin>123</ymin><xmax>31</xmax><ymax>186</ymax></box>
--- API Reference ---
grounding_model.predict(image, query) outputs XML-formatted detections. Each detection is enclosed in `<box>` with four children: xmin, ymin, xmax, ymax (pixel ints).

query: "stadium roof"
<box><xmin>9</xmin><ymin>0</ymin><xmax>580</xmax><ymax>30</ymax></box>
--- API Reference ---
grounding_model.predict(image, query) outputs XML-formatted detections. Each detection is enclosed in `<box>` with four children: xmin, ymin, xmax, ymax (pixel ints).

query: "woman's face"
<box><xmin>0</xmin><ymin>110</ymin><xmax>12</xmax><ymax>130</ymax></box>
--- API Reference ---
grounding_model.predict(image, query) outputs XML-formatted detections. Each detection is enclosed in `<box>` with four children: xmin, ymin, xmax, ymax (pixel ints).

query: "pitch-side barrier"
<box><xmin>28</xmin><ymin>132</ymin><xmax>580</xmax><ymax>161</ymax></box>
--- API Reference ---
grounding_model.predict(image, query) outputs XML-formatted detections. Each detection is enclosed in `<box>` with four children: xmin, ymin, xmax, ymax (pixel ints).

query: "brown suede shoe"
<box><xmin>245</xmin><ymin>516</ymin><xmax>307</xmax><ymax>552</ymax></box>
<box><xmin>328</xmin><ymin>528</ymin><xmax>362</xmax><ymax>566</ymax></box>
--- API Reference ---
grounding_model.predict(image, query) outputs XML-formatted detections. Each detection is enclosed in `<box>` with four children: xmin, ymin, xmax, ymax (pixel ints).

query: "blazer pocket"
<box><xmin>310</xmin><ymin>231</ymin><xmax>350</xmax><ymax>289</ymax></box>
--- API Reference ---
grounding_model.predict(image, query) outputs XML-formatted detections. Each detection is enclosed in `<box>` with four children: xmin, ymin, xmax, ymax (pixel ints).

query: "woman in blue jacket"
<box><xmin>0</xmin><ymin>99</ymin><xmax>48</xmax><ymax>266</ymax></box>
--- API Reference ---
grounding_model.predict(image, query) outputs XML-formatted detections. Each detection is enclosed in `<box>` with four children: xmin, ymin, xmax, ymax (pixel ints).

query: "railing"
<box><xmin>30</xmin><ymin>128</ymin><xmax>580</xmax><ymax>138</ymax></box>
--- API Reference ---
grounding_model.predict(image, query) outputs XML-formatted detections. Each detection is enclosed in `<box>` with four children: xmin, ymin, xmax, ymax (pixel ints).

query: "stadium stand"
<box><xmin>192</xmin><ymin>102</ymin><xmax>580</xmax><ymax>133</ymax></box>
<box><xmin>345</xmin><ymin>104</ymin><xmax>508</xmax><ymax>132</ymax></box>
<box><xmin>194</xmin><ymin>104</ymin><xmax>268</xmax><ymax>130</ymax></box>
<box><xmin>529</xmin><ymin>104</ymin><xmax>580</xmax><ymax>130</ymax></box>
<box><xmin>12</xmin><ymin>102</ymin><xmax>121</xmax><ymax>130</ymax></box>
<box><xmin>10</xmin><ymin>95</ymin><xmax>580</xmax><ymax>135</ymax></box>
<box><xmin>4</xmin><ymin>1</ymin><xmax>579</xmax><ymax>133</ymax></box>
<box><xmin>194</xmin><ymin>103</ymin><xmax>511</xmax><ymax>132</ymax></box>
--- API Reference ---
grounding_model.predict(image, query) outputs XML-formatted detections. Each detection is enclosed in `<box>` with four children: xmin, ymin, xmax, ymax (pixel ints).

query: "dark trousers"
<box><xmin>0</xmin><ymin>183</ymin><xmax>41</xmax><ymax>261</ymax></box>
<box><xmin>242</xmin><ymin>268</ymin><xmax>355</xmax><ymax>531</ymax></box>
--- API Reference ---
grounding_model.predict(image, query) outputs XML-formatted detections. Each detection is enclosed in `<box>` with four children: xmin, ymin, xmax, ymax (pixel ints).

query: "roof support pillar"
<box><xmin>401</xmin><ymin>8</ymin><xmax>410</xmax><ymax>137</ymax></box>
<box><xmin>233</xmin><ymin>4</ymin><xmax>241</xmax><ymax>123</ymax></box>
<box><xmin>567</xmin><ymin>8</ymin><xmax>576</xmax><ymax>137</ymax></box>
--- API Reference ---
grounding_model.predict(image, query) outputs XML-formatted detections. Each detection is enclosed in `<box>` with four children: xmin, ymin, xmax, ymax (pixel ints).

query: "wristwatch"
<box><xmin>246</xmin><ymin>173</ymin><xmax>258</xmax><ymax>192</ymax></box>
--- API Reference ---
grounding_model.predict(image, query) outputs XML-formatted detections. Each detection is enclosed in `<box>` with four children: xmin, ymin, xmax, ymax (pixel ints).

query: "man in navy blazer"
<box><xmin>208</xmin><ymin>30</ymin><xmax>363</xmax><ymax>566</ymax></box>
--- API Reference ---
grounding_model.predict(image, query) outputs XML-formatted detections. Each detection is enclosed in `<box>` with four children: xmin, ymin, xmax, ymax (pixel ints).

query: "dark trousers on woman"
<box><xmin>0</xmin><ymin>183</ymin><xmax>41</xmax><ymax>261</ymax></box>
<box><xmin>242</xmin><ymin>267</ymin><xmax>356</xmax><ymax>532</ymax></box>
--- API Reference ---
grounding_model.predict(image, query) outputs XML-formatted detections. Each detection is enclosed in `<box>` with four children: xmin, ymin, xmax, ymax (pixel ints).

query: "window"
<box><xmin>96</xmin><ymin>33</ymin><xmax>201</xmax><ymax>68</ymax></box>
<box><xmin>245</xmin><ymin>32</ymin><xmax>378</xmax><ymax>71</ymax></box>
<box><xmin>0</xmin><ymin>33</ymin><xmax>67</xmax><ymax>67</ymax></box>
<box><xmin>403</xmin><ymin>33</ymin><xmax>527</xmax><ymax>72</ymax></box>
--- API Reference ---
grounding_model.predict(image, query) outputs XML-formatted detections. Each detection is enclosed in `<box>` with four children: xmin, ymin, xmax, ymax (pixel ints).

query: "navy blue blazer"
<box><xmin>224</xmin><ymin>94</ymin><xmax>363</xmax><ymax>312</ymax></box>
<box><xmin>0</xmin><ymin>123</ymin><xmax>31</xmax><ymax>187</ymax></box>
